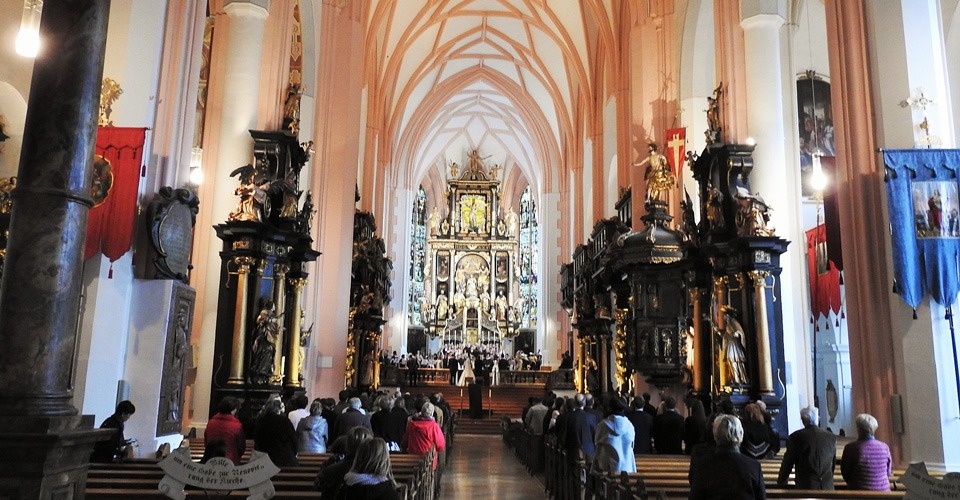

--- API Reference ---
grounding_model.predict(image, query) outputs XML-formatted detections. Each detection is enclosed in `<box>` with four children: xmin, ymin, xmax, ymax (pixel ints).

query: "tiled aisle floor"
<box><xmin>439</xmin><ymin>434</ymin><xmax>547</xmax><ymax>499</ymax></box>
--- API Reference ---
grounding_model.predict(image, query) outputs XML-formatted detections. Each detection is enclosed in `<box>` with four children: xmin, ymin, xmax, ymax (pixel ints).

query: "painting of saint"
<box><xmin>913</xmin><ymin>181</ymin><xmax>959</xmax><ymax>238</ymax></box>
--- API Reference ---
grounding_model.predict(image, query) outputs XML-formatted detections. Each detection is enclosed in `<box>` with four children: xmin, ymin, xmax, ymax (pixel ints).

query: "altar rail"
<box><xmin>381</xmin><ymin>366</ymin><xmax>575</xmax><ymax>390</ymax></box>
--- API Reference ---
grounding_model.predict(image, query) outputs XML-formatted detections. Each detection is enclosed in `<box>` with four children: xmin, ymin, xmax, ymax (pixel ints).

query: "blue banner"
<box><xmin>884</xmin><ymin>149</ymin><xmax>960</xmax><ymax>308</ymax></box>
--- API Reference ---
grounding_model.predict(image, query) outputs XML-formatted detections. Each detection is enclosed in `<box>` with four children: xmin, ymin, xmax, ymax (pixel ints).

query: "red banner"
<box><xmin>805</xmin><ymin>224</ymin><xmax>842</xmax><ymax>321</ymax></box>
<box><xmin>84</xmin><ymin>127</ymin><xmax>146</xmax><ymax>263</ymax></box>
<box><xmin>665</xmin><ymin>127</ymin><xmax>686</xmax><ymax>176</ymax></box>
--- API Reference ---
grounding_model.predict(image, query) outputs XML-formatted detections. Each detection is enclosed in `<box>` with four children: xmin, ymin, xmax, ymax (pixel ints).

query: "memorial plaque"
<box><xmin>146</xmin><ymin>187</ymin><xmax>200</xmax><ymax>282</ymax></box>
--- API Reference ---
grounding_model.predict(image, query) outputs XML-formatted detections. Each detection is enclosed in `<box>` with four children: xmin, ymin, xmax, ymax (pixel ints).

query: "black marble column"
<box><xmin>0</xmin><ymin>0</ymin><xmax>110</xmax><ymax>417</ymax></box>
<box><xmin>0</xmin><ymin>1</ymin><xmax>114</xmax><ymax>498</ymax></box>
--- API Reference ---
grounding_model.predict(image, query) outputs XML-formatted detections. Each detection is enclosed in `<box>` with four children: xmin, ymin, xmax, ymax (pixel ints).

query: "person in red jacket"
<box><xmin>401</xmin><ymin>401</ymin><xmax>445</xmax><ymax>469</ymax></box>
<box><xmin>205</xmin><ymin>396</ymin><xmax>246</xmax><ymax>464</ymax></box>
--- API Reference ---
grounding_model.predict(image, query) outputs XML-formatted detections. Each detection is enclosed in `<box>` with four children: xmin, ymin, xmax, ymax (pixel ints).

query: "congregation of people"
<box><xmin>519</xmin><ymin>391</ymin><xmax>893</xmax><ymax>499</ymax></box>
<box><xmin>193</xmin><ymin>388</ymin><xmax>452</xmax><ymax>499</ymax></box>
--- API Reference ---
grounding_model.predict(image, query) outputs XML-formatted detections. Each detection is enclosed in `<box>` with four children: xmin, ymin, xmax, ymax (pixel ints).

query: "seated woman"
<box><xmin>840</xmin><ymin>413</ymin><xmax>893</xmax><ymax>491</ymax></box>
<box><xmin>336</xmin><ymin>437</ymin><xmax>399</xmax><ymax>500</ymax></box>
<box><xmin>689</xmin><ymin>415</ymin><xmax>765</xmax><ymax>500</ymax></box>
<box><xmin>297</xmin><ymin>398</ymin><xmax>329</xmax><ymax>453</ymax></box>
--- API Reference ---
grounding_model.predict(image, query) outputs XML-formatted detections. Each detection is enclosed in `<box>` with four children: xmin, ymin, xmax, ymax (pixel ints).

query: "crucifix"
<box><xmin>899</xmin><ymin>87</ymin><xmax>939</xmax><ymax>148</ymax></box>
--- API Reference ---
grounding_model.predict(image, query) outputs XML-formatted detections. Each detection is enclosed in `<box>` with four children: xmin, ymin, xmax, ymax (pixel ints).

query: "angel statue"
<box><xmin>228</xmin><ymin>164</ymin><xmax>271</xmax><ymax>222</ymax></box>
<box><xmin>719</xmin><ymin>308</ymin><xmax>750</xmax><ymax>386</ymax></box>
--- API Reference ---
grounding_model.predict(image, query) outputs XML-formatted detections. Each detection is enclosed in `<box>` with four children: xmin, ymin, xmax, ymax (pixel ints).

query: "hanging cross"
<box><xmin>899</xmin><ymin>87</ymin><xmax>939</xmax><ymax>148</ymax></box>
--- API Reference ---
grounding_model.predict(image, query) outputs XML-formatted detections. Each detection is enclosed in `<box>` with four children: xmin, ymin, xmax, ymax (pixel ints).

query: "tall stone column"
<box><xmin>741</xmin><ymin>0</ymin><xmax>810</xmax><ymax>429</ymax></box>
<box><xmin>714</xmin><ymin>0</ymin><xmax>748</xmax><ymax>143</ymax></box>
<box><xmin>0</xmin><ymin>1</ymin><xmax>115</xmax><ymax>498</ymax></box>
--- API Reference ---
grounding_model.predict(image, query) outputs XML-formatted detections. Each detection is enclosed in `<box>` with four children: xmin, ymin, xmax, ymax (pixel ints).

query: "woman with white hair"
<box><xmin>688</xmin><ymin>414</ymin><xmax>766</xmax><ymax>500</ymax></box>
<box><xmin>840</xmin><ymin>413</ymin><xmax>892</xmax><ymax>490</ymax></box>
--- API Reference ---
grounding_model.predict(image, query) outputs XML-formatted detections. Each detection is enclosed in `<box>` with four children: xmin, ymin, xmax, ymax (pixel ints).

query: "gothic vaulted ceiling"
<box><xmin>365</xmin><ymin>0</ymin><xmax>616</xmax><ymax>192</ymax></box>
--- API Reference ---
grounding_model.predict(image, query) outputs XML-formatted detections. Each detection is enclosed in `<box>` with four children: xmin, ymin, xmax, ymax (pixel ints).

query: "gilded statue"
<box><xmin>466</xmin><ymin>149</ymin><xmax>489</xmax><ymax>174</ymax></box>
<box><xmin>449</xmin><ymin>161</ymin><xmax>459</xmax><ymax>178</ymax></box>
<box><xmin>490</xmin><ymin>163</ymin><xmax>501</xmax><ymax>180</ymax></box>
<box><xmin>736</xmin><ymin>191</ymin><xmax>776</xmax><ymax>237</ymax></box>
<box><xmin>283</xmin><ymin>83</ymin><xmax>304</xmax><ymax>135</ymax></box>
<box><xmin>228</xmin><ymin>164</ymin><xmax>271</xmax><ymax>222</ymax></box>
<box><xmin>250</xmin><ymin>301</ymin><xmax>280</xmax><ymax>385</ymax></box>
<box><xmin>644</xmin><ymin>143</ymin><xmax>676</xmax><ymax>205</ymax></box>
<box><xmin>719</xmin><ymin>308</ymin><xmax>749</xmax><ymax>386</ymax></box>
<box><xmin>459</xmin><ymin>196</ymin><xmax>473</xmax><ymax>232</ymax></box>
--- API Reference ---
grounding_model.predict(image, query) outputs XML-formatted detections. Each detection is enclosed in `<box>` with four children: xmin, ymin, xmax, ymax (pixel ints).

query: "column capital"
<box><xmin>224</xmin><ymin>0</ymin><xmax>269</xmax><ymax>19</ymax></box>
<box><xmin>740</xmin><ymin>13</ymin><xmax>785</xmax><ymax>32</ymax></box>
<box><xmin>740</xmin><ymin>0</ymin><xmax>786</xmax><ymax>23</ymax></box>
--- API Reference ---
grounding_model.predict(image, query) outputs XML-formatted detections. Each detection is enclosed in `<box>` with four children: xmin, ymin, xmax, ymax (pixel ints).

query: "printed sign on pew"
<box><xmin>900</xmin><ymin>462</ymin><xmax>960</xmax><ymax>500</ymax></box>
<box><xmin>158</xmin><ymin>446</ymin><xmax>279</xmax><ymax>500</ymax></box>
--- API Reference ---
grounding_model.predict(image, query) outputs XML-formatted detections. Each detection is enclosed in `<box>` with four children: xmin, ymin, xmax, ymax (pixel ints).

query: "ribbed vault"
<box><xmin>365</xmin><ymin>0</ymin><xmax>616</xmax><ymax>195</ymax></box>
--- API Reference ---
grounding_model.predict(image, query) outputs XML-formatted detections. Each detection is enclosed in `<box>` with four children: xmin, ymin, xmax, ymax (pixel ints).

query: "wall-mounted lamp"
<box><xmin>15</xmin><ymin>0</ymin><xmax>43</xmax><ymax>58</ymax></box>
<box><xmin>188</xmin><ymin>146</ymin><xmax>204</xmax><ymax>186</ymax></box>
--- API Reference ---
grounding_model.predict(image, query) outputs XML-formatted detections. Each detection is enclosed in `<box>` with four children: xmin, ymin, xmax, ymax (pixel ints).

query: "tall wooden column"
<box><xmin>0</xmin><ymin>1</ymin><xmax>115</xmax><ymax>498</ymax></box>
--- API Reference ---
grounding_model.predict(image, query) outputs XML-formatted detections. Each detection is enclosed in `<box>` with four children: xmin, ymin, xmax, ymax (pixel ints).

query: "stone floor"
<box><xmin>440</xmin><ymin>434</ymin><xmax>546</xmax><ymax>499</ymax></box>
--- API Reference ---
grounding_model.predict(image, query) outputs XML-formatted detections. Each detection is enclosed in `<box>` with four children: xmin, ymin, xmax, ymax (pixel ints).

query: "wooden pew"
<box><xmin>86</xmin><ymin>448</ymin><xmax>436</xmax><ymax>500</ymax></box>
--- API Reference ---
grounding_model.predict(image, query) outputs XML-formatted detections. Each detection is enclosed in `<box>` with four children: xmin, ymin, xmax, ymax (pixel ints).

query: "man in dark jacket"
<box><xmin>333</xmin><ymin>397</ymin><xmax>372</xmax><ymax>439</ymax></box>
<box><xmin>563</xmin><ymin>393</ymin><xmax>600</xmax><ymax>464</ymax></box>
<box><xmin>626</xmin><ymin>396</ymin><xmax>654</xmax><ymax>454</ymax></box>
<box><xmin>652</xmin><ymin>396</ymin><xmax>685</xmax><ymax>454</ymax></box>
<box><xmin>370</xmin><ymin>396</ymin><xmax>408</xmax><ymax>450</ymax></box>
<box><xmin>91</xmin><ymin>400</ymin><xmax>136</xmax><ymax>463</ymax></box>
<box><xmin>777</xmin><ymin>407</ymin><xmax>837</xmax><ymax>490</ymax></box>
<box><xmin>689</xmin><ymin>415</ymin><xmax>765</xmax><ymax>500</ymax></box>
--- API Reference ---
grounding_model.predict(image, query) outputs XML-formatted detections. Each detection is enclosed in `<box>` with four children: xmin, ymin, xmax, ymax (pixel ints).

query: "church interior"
<box><xmin>1</xmin><ymin>0</ymin><xmax>960</xmax><ymax>498</ymax></box>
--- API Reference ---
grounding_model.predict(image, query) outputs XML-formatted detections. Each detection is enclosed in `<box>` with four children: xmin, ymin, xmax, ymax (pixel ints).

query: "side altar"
<box><xmin>208</xmin><ymin>130</ymin><xmax>319</xmax><ymax>428</ymax></box>
<box><xmin>563</xmin><ymin>115</ymin><xmax>790</xmax><ymax>438</ymax></box>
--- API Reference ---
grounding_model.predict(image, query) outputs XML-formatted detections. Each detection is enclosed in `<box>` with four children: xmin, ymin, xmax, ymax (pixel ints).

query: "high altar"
<box><xmin>417</xmin><ymin>151</ymin><xmax>529</xmax><ymax>352</ymax></box>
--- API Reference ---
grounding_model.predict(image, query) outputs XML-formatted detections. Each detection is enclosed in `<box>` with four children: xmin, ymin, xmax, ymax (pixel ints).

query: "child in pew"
<box><xmin>335</xmin><ymin>438</ymin><xmax>400</xmax><ymax>500</ymax></box>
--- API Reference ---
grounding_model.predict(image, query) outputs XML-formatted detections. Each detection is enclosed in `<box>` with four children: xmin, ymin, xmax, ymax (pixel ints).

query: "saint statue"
<box><xmin>283</xmin><ymin>83</ymin><xmax>304</xmax><ymax>135</ymax></box>
<box><xmin>249</xmin><ymin>301</ymin><xmax>280</xmax><ymax>385</ymax></box>
<box><xmin>427</xmin><ymin>206</ymin><xmax>441</xmax><ymax>236</ymax></box>
<box><xmin>643</xmin><ymin>143</ymin><xmax>675</xmax><ymax>205</ymax></box>
<box><xmin>706</xmin><ymin>188</ymin><xmax>726</xmax><ymax>232</ymax></box>
<box><xmin>495</xmin><ymin>292</ymin><xmax>508</xmax><ymax>321</ymax></box>
<box><xmin>449</xmin><ymin>161</ymin><xmax>459</xmax><ymax>178</ymax></box>
<box><xmin>706</xmin><ymin>84</ymin><xmax>723</xmax><ymax>144</ymax></box>
<box><xmin>466</xmin><ymin>149</ymin><xmax>486</xmax><ymax>174</ymax></box>
<box><xmin>436</xmin><ymin>294</ymin><xmax>449</xmax><ymax>320</ymax></box>
<box><xmin>719</xmin><ymin>309</ymin><xmax>750</xmax><ymax>386</ymax></box>
<box><xmin>505</xmin><ymin>209</ymin><xmax>519</xmax><ymax>237</ymax></box>
<box><xmin>359</xmin><ymin>350</ymin><xmax>376</xmax><ymax>387</ymax></box>
<box><xmin>736</xmin><ymin>192</ymin><xmax>776</xmax><ymax>237</ymax></box>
